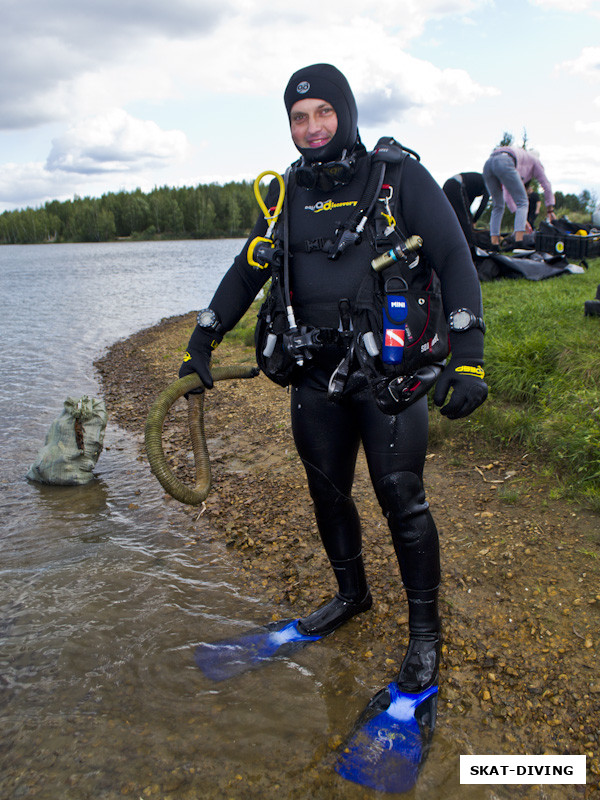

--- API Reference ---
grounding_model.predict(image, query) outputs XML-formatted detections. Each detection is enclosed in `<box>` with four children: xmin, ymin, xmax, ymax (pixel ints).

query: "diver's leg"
<box><xmin>443</xmin><ymin>177</ymin><xmax>472</xmax><ymax>246</ymax></box>
<box><xmin>375</xmin><ymin>471</ymin><xmax>441</xmax><ymax>691</ymax></box>
<box><xmin>291</xmin><ymin>381</ymin><xmax>372</xmax><ymax>636</ymax></box>
<box><xmin>357</xmin><ymin>391</ymin><xmax>441</xmax><ymax>691</ymax></box>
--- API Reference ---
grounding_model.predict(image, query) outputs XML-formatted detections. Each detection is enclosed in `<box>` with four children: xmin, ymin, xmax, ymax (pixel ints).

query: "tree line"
<box><xmin>1</xmin><ymin>174</ymin><xmax>596</xmax><ymax>247</ymax></box>
<box><xmin>477</xmin><ymin>188</ymin><xmax>596</xmax><ymax>228</ymax></box>
<box><xmin>0</xmin><ymin>181</ymin><xmax>265</xmax><ymax>245</ymax></box>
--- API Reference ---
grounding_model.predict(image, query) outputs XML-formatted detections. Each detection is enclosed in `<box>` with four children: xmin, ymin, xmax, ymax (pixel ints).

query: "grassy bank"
<box><xmin>221</xmin><ymin>258</ymin><xmax>600</xmax><ymax>509</ymax></box>
<box><xmin>432</xmin><ymin>257</ymin><xmax>600</xmax><ymax>509</ymax></box>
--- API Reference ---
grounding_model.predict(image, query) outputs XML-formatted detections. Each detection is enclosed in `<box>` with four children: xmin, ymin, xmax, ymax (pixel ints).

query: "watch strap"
<box><xmin>448</xmin><ymin>308</ymin><xmax>486</xmax><ymax>333</ymax></box>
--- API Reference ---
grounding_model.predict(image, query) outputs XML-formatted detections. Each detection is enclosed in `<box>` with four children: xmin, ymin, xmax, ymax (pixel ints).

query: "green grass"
<box><xmin>225</xmin><ymin>291</ymin><xmax>266</xmax><ymax>348</ymax></box>
<box><xmin>477</xmin><ymin>204</ymin><xmax>594</xmax><ymax>231</ymax></box>
<box><xmin>227</xmin><ymin>262</ymin><xmax>600</xmax><ymax>509</ymax></box>
<box><xmin>435</xmin><ymin>256</ymin><xmax>600</xmax><ymax>508</ymax></box>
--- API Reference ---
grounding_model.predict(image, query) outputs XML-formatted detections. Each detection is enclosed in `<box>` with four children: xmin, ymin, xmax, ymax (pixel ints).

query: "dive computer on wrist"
<box><xmin>196</xmin><ymin>308</ymin><xmax>221</xmax><ymax>331</ymax></box>
<box><xmin>448</xmin><ymin>308</ymin><xmax>486</xmax><ymax>333</ymax></box>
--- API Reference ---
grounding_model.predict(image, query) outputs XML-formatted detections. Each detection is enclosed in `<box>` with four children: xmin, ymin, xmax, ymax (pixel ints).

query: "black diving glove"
<box><xmin>433</xmin><ymin>357</ymin><xmax>488</xmax><ymax>420</ymax></box>
<box><xmin>179</xmin><ymin>325</ymin><xmax>222</xmax><ymax>390</ymax></box>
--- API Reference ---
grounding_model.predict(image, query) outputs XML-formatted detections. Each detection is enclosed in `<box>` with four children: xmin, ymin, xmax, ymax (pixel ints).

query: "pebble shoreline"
<box><xmin>94</xmin><ymin>311</ymin><xmax>600</xmax><ymax>796</ymax></box>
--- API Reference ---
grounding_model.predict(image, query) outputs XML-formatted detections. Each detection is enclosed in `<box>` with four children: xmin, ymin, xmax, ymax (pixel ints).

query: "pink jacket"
<box><xmin>498</xmin><ymin>147</ymin><xmax>555</xmax><ymax>211</ymax></box>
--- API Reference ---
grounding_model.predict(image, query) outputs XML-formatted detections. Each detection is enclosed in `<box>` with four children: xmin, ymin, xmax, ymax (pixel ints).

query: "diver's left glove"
<box><xmin>433</xmin><ymin>357</ymin><xmax>488</xmax><ymax>419</ymax></box>
<box><xmin>179</xmin><ymin>325</ymin><xmax>223</xmax><ymax>391</ymax></box>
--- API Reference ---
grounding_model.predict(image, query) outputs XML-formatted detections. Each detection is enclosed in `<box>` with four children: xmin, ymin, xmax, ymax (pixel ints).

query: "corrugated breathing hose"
<box><xmin>144</xmin><ymin>365</ymin><xmax>259</xmax><ymax>505</ymax></box>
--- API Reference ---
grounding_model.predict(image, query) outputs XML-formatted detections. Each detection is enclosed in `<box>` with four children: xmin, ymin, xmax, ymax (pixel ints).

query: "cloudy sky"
<box><xmin>2</xmin><ymin>0</ymin><xmax>600</xmax><ymax>213</ymax></box>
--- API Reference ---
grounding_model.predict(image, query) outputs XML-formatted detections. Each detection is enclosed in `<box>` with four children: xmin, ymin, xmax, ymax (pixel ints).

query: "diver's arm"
<box><xmin>399</xmin><ymin>158</ymin><xmax>487</xmax><ymax>418</ymax></box>
<box><xmin>179</xmin><ymin>180</ymin><xmax>278</xmax><ymax>386</ymax></box>
<box><xmin>210</xmin><ymin>177</ymin><xmax>282</xmax><ymax>331</ymax></box>
<box><xmin>209</xmin><ymin>243</ymin><xmax>271</xmax><ymax>332</ymax></box>
<box><xmin>399</xmin><ymin>158</ymin><xmax>484</xmax><ymax>360</ymax></box>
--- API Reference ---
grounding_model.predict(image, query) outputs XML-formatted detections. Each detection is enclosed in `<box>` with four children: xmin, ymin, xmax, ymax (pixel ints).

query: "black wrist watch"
<box><xmin>448</xmin><ymin>308</ymin><xmax>486</xmax><ymax>333</ymax></box>
<box><xmin>196</xmin><ymin>308</ymin><xmax>221</xmax><ymax>332</ymax></box>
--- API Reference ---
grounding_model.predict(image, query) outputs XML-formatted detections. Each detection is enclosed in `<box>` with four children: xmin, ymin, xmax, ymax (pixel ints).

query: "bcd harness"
<box><xmin>250</xmin><ymin>137</ymin><xmax>450</xmax><ymax>414</ymax></box>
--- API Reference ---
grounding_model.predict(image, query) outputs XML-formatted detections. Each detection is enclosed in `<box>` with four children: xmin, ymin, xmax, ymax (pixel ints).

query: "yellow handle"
<box><xmin>254</xmin><ymin>170</ymin><xmax>285</xmax><ymax>229</ymax></box>
<box><xmin>247</xmin><ymin>236</ymin><xmax>274</xmax><ymax>269</ymax></box>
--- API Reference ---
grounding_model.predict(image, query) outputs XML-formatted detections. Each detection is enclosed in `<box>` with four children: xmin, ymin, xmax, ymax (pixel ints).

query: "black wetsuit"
<box><xmin>442</xmin><ymin>172</ymin><xmax>489</xmax><ymax>248</ymax></box>
<box><xmin>181</xmin><ymin>61</ymin><xmax>487</xmax><ymax>691</ymax></box>
<box><xmin>528</xmin><ymin>190</ymin><xmax>540</xmax><ymax>229</ymax></box>
<box><xmin>207</xmin><ymin>152</ymin><xmax>484</xmax><ymax>649</ymax></box>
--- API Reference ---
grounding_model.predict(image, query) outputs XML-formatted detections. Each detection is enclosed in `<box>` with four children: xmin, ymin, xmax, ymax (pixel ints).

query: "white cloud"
<box><xmin>575</xmin><ymin>119</ymin><xmax>600</xmax><ymax>135</ymax></box>
<box><xmin>529</xmin><ymin>0</ymin><xmax>600</xmax><ymax>12</ymax></box>
<box><xmin>45</xmin><ymin>110</ymin><xmax>190</xmax><ymax>175</ymax></box>
<box><xmin>356</xmin><ymin>60</ymin><xmax>498</xmax><ymax>127</ymax></box>
<box><xmin>0</xmin><ymin>0</ymin><xmax>229</xmax><ymax>129</ymax></box>
<box><xmin>539</xmin><ymin>143</ymin><xmax>600</xmax><ymax>195</ymax></box>
<box><xmin>0</xmin><ymin>112</ymin><xmax>191</xmax><ymax>209</ymax></box>
<box><xmin>1</xmin><ymin>0</ymin><xmax>598</xmax><ymax>210</ymax></box>
<box><xmin>154</xmin><ymin>4</ymin><xmax>497</xmax><ymax>127</ymax></box>
<box><xmin>0</xmin><ymin>162</ymin><xmax>73</xmax><ymax>207</ymax></box>
<box><xmin>558</xmin><ymin>46</ymin><xmax>600</xmax><ymax>81</ymax></box>
<box><xmin>0</xmin><ymin>0</ymin><xmax>493</xmax><ymax>131</ymax></box>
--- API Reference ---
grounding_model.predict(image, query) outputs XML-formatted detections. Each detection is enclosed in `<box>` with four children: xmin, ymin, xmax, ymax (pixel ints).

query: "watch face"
<box><xmin>451</xmin><ymin>310</ymin><xmax>472</xmax><ymax>330</ymax></box>
<box><xmin>197</xmin><ymin>309</ymin><xmax>217</xmax><ymax>328</ymax></box>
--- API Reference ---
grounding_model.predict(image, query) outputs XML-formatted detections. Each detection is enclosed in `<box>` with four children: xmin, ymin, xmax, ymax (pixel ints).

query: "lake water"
<box><xmin>1</xmin><ymin>240</ymin><xmax>512</xmax><ymax>799</ymax></box>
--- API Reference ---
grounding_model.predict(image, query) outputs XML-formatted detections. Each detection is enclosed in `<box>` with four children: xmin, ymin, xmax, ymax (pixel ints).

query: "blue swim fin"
<box><xmin>335</xmin><ymin>681</ymin><xmax>438</xmax><ymax>793</ymax></box>
<box><xmin>194</xmin><ymin>619</ymin><xmax>323</xmax><ymax>681</ymax></box>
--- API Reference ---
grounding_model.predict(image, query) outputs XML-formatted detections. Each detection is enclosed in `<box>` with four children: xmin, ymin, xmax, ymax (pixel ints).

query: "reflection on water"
<box><xmin>0</xmin><ymin>242</ymin><xmax>560</xmax><ymax>799</ymax></box>
<box><xmin>0</xmin><ymin>436</ymin><xmax>346</xmax><ymax>798</ymax></box>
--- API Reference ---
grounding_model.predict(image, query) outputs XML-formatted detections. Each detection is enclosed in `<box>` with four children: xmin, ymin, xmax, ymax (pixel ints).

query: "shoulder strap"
<box><xmin>292</xmin><ymin>137</ymin><xmax>420</xmax><ymax>258</ymax></box>
<box><xmin>371</xmin><ymin>136</ymin><xmax>420</xmax><ymax>240</ymax></box>
<box><xmin>371</xmin><ymin>136</ymin><xmax>420</xmax><ymax>164</ymax></box>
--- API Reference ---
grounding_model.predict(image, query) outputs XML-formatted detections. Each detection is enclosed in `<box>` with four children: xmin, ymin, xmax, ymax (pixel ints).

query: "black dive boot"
<box><xmin>396</xmin><ymin>635</ymin><xmax>440</xmax><ymax>692</ymax></box>
<box><xmin>297</xmin><ymin>553</ymin><xmax>372</xmax><ymax>637</ymax></box>
<box><xmin>396</xmin><ymin>587</ymin><xmax>440</xmax><ymax>692</ymax></box>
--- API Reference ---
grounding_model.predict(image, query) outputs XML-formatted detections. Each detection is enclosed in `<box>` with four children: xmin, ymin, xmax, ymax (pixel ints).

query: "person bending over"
<box><xmin>483</xmin><ymin>145</ymin><xmax>555</xmax><ymax>249</ymax></box>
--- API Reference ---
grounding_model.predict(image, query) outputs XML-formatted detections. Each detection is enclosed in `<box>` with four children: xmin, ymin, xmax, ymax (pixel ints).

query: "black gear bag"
<box><xmin>351</xmin><ymin>247</ymin><xmax>449</xmax><ymax>413</ymax></box>
<box><xmin>349</xmin><ymin>141</ymin><xmax>449</xmax><ymax>412</ymax></box>
<box><xmin>254</xmin><ymin>276</ymin><xmax>296</xmax><ymax>387</ymax></box>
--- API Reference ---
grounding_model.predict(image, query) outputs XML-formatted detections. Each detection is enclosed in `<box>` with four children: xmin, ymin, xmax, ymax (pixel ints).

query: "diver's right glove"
<box><xmin>179</xmin><ymin>325</ymin><xmax>222</xmax><ymax>390</ymax></box>
<box><xmin>433</xmin><ymin>357</ymin><xmax>488</xmax><ymax>419</ymax></box>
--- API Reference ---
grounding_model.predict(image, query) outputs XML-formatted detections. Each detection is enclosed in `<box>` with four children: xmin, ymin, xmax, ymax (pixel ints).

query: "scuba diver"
<box><xmin>180</xmin><ymin>64</ymin><xmax>487</xmax><ymax>699</ymax></box>
<box><xmin>526</xmin><ymin>181</ymin><xmax>541</xmax><ymax>230</ymax></box>
<box><xmin>442</xmin><ymin>171</ymin><xmax>489</xmax><ymax>251</ymax></box>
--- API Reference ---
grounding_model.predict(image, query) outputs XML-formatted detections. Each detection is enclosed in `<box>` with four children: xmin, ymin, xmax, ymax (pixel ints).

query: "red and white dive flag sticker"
<box><xmin>384</xmin><ymin>328</ymin><xmax>405</xmax><ymax>348</ymax></box>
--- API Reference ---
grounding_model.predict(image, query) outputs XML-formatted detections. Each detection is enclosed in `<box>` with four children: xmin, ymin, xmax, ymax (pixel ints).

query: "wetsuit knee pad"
<box><xmin>375</xmin><ymin>470</ymin><xmax>429</xmax><ymax>534</ymax></box>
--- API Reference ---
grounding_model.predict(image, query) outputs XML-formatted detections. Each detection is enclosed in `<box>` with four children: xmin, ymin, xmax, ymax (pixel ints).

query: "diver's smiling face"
<box><xmin>290</xmin><ymin>98</ymin><xmax>338</xmax><ymax>150</ymax></box>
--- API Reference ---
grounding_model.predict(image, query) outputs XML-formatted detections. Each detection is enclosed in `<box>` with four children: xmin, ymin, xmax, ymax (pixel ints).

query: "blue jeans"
<box><xmin>483</xmin><ymin>153</ymin><xmax>528</xmax><ymax>237</ymax></box>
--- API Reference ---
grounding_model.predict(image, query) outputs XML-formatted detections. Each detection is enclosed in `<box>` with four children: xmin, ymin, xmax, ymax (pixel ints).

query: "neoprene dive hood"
<box><xmin>284</xmin><ymin>63</ymin><xmax>359</xmax><ymax>164</ymax></box>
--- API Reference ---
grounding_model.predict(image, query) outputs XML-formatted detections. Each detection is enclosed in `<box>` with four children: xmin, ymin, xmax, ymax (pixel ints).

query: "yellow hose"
<box><xmin>254</xmin><ymin>170</ymin><xmax>285</xmax><ymax>230</ymax></box>
<box><xmin>144</xmin><ymin>366</ymin><xmax>259</xmax><ymax>505</ymax></box>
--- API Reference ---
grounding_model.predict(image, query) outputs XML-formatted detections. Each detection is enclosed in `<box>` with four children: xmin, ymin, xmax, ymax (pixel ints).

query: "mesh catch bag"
<box><xmin>26</xmin><ymin>396</ymin><xmax>108</xmax><ymax>485</ymax></box>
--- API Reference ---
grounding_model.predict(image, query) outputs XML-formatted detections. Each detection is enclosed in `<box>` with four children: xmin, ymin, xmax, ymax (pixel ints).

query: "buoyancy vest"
<box><xmin>254</xmin><ymin>138</ymin><xmax>449</xmax><ymax>408</ymax></box>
